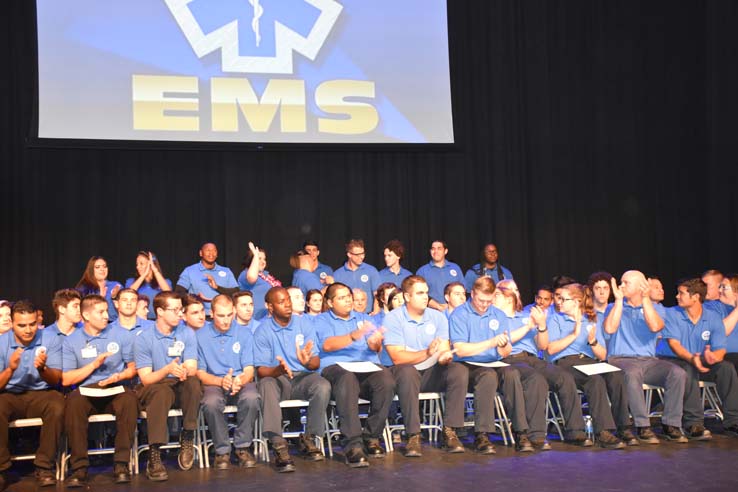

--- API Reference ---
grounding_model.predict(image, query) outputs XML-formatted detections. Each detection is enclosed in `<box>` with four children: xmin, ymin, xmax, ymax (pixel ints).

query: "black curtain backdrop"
<box><xmin>2</xmin><ymin>0</ymin><xmax>737</xmax><ymax>315</ymax></box>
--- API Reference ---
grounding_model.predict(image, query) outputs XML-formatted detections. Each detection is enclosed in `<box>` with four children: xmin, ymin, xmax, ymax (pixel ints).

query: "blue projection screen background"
<box><xmin>36</xmin><ymin>0</ymin><xmax>454</xmax><ymax>144</ymax></box>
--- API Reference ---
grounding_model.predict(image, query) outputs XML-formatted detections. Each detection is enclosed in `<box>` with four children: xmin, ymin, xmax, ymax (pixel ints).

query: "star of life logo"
<box><xmin>164</xmin><ymin>0</ymin><xmax>343</xmax><ymax>74</ymax></box>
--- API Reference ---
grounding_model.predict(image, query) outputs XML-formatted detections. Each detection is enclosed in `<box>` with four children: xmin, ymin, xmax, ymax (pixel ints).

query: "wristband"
<box><xmin>536</xmin><ymin>326</ymin><xmax>548</xmax><ymax>333</ymax></box>
<box><xmin>587</xmin><ymin>339</ymin><xmax>598</xmax><ymax>347</ymax></box>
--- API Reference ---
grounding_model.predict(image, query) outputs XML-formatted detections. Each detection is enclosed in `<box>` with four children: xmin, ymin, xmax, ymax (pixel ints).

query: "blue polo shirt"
<box><xmin>547</xmin><ymin>312</ymin><xmax>607</xmax><ymax>362</ymax></box>
<box><xmin>78</xmin><ymin>280</ymin><xmax>123</xmax><ymax>322</ymax></box>
<box><xmin>314</xmin><ymin>310</ymin><xmax>380</xmax><ymax>369</ymax></box>
<box><xmin>291</xmin><ymin>269</ymin><xmax>323</xmax><ymax>298</ymax></box>
<box><xmin>605</xmin><ymin>300</ymin><xmax>666</xmax><ymax>357</ymax></box>
<box><xmin>703</xmin><ymin>300</ymin><xmax>734</xmax><ymax>319</ymax></box>
<box><xmin>378</xmin><ymin>266</ymin><xmax>412</xmax><ymax>288</ymax></box>
<box><xmin>44</xmin><ymin>321</ymin><xmax>79</xmax><ymax>340</ymax></box>
<box><xmin>314</xmin><ymin>262</ymin><xmax>334</xmax><ymax>283</ymax></box>
<box><xmin>196</xmin><ymin>321</ymin><xmax>254</xmax><ymax>377</ymax></box>
<box><xmin>333</xmin><ymin>262</ymin><xmax>381</xmax><ymax>308</ymax></box>
<box><xmin>124</xmin><ymin>278</ymin><xmax>173</xmax><ymax>320</ymax></box>
<box><xmin>253</xmin><ymin>315</ymin><xmax>318</xmax><ymax>373</ymax></box>
<box><xmin>238</xmin><ymin>270</ymin><xmax>275</xmax><ymax>320</ymax></box>
<box><xmin>463</xmin><ymin>264</ymin><xmax>513</xmax><ymax>291</ymax></box>
<box><xmin>134</xmin><ymin>323</ymin><xmax>198</xmax><ymax>376</ymax></box>
<box><xmin>110</xmin><ymin>316</ymin><xmax>153</xmax><ymax>337</ymax></box>
<box><xmin>62</xmin><ymin>324</ymin><xmax>134</xmax><ymax>386</ymax></box>
<box><xmin>508</xmin><ymin>309</ymin><xmax>539</xmax><ymax>356</ymax></box>
<box><xmin>234</xmin><ymin>318</ymin><xmax>261</xmax><ymax>335</ymax></box>
<box><xmin>0</xmin><ymin>329</ymin><xmax>63</xmax><ymax>393</ymax></box>
<box><xmin>656</xmin><ymin>306</ymin><xmax>727</xmax><ymax>358</ymax></box>
<box><xmin>416</xmin><ymin>261</ymin><xmax>464</xmax><ymax>303</ymax></box>
<box><xmin>383</xmin><ymin>306</ymin><xmax>449</xmax><ymax>367</ymax></box>
<box><xmin>177</xmin><ymin>262</ymin><xmax>238</xmax><ymax>315</ymax></box>
<box><xmin>449</xmin><ymin>301</ymin><xmax>509</xmax><ymax>363</ymax></box>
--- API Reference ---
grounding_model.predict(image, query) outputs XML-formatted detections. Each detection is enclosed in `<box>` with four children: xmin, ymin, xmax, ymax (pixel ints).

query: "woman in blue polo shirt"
<box><xmin>238</xmin><ymin>242</ymin><xmax>282</xmax><ymax>321</ymax></box>
<box><xmin>718</xmin><ymin>274</ymin><xmax>738</xmax><ymax>371</ymax></box>
<box><xmin>125</xmin><ymin>251</ymin><xmax>172</xmax><ymax>319</ymax></box>
<box><xmin>75</xmin><ymin>256</ymin><xmax>122</xmax><ymax>322</ymax></box>
<box><xmin>546</xmin><ymin>283</ymin><xmax>634</xmax><ymax>448</ymax></box>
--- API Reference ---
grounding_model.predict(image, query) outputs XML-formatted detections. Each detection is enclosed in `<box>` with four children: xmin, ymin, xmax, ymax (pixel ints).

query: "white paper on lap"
<box><xmin>573</xmin><ymin>362</ymin><xmax>621</xmax><ymax>376</ymax></box>
<box><xmin>336</xmin><ymin>361</ymin><xmax>382</xmax><ymax>373</ymax></box>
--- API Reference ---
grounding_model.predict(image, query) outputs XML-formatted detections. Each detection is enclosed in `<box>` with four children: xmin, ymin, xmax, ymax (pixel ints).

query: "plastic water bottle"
<box><xmin>584</xmin><ymin>415</ymin><xmax>593</xmax><ymax>439</ymax></box>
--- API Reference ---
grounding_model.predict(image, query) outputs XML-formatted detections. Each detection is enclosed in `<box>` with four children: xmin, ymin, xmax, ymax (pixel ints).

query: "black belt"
<box><xmin>557</xmin><ymin>354</ymin><xmax>593</xmax><ymax>363</ymax></box>
<box><xmin>508</xmin><ymin>351</ymin><xmax>536</xmax><ymax>359</ymax></box>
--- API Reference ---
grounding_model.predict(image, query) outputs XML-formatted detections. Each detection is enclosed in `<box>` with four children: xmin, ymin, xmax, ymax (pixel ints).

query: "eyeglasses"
<box><xmin>719</xmin><ymin>285</ymin><xmax>733</xmax><ymax>292</ymax></box>
<box><xmin>348</xmin><ymin>251</ymin><xmax>365</xmax><ymax>256</ymax></box>
<box><xmin>164</xmin><ymin>307</ymin><xmax>184</xmax><ymax>314</ymax></box>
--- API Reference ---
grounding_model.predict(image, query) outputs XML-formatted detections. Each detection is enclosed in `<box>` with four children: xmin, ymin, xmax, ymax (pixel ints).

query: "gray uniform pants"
<box><xmin>201</xmin><ymin>383</ymin><xmax>259</xmax><ymax>455</ymax></box>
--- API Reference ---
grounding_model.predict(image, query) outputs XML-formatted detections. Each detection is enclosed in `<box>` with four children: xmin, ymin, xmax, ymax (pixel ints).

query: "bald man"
<box><xmin>604</xmin><ymin>271</ymin><xmax>688</xmax><ymax>444</ymax></box>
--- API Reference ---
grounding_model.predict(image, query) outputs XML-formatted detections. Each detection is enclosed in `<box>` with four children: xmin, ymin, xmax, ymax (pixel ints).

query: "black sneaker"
<box><xmin>662</xmin><ymin>425</ymin><xmax>688</xmax><ymax>443</ymax></box>
<box><xmin>272</xmin><ymin>442</ymin><xmax>296</xmax><ymax>473</ymax></box>
<box><xmin>65</xmin><ymin>468</ymin><xmax>88</xmax><ymax>488</ymax></box>
<box><xmin>617</xmin><ymin>427</ymin><xmax>639</xmax><ymax>446</ymax></box>
<box><xmin>235</xmin><ymin>446</ymin><xmax>257</xmax><ymax>468</ymax></box>
<box><xmin>146</xmin><ymin>446</ymin><xmax>169</xmax><ymax>481</ymax></box>
<box><xmin>597</xmin><ymin>430</ymin><xmax>625</xmax><ymax>450</ymax></box>
<box><xmin>404</xmin><ymin>433</ymin><xmax>422</xmax><ymax>457</ymax></box>
<box><xmin>214</xmin><ymin>453</ymin><xmax>231</xmax><ymax>470</ymax></box>
<box><xmin>514</xmin><ymin>432</ymin><xmax>534</xmax><ymax>452</ymax></box>
<box><xmin>297</xmin><ymin>433</ymin><xmax>324</xmax><ymax>461</ymax></box>
<box><xmin>637</xmin><ymin>426</ymin><xmax>660</xmax><ymax>444</ymax></box>
<box><xmin>364</xmin><ymin>437</ymin><xmax>386</xmax><ymax>459</ymax></box>
<box><xmin>474</xmin><ymin>432</ymin><xmax>496</xmax><ymax>455</ymax></box>
<box><xmin>34</xmin><ymin>467</ymin><xmax>56</xmax><ymax>487</ymax></box>
<box><xmin>687</xmin><ymin>424</ymin><xmax>712</xmax><ymax>441</ymax></box>
<box><xmin>344</xmin><ymin>445</ymin><xmax>369</xmax><ymax>468</ymax></box>
<box><xmin>441</xmin><ymin>426</ymin><xmax>465</xmax><ymax>453</ymax></box>
<box><xmin>113</xmin><ymin>462</ymin><xmax>131</xmax><ymax>484</ymax></box>
<box><xmin>178</xmin><ymin>430</ymin><xmax>195</xmax><ymax>471</ymax></box>
<box><xmin>566</xmin><ymin>430</ymin><xmax>593</xmax><ymax>447</ymax></box>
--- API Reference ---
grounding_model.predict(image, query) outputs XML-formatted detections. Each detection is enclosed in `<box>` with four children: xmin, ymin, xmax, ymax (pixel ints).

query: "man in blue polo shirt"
<box><xmin>112</xmin><ymin>288</ymin><xmax>153</xmax><ymax>335</ymax></box>
<box><xmin>605</xmin><ymin>270</ymin><xmax>688</xmax><ymax>443</ymax></box>
<box><xmin>303</xmin><ymin>241</ymin><xmax>334</xmax><ymax>285</ymax></box>
<box><xmin>378</xmin><ymin>239</ymin><xmax>412</xmax><ymax>288</ymax></box>
<box><xmin>45</xmin><ymin>289</ymin><xmax>82</xmax><ymax>339</ymax></box>
<box><xmin>333</xmin><ymin>239</ymin><xmax>381</xmax><ymax>311</ymax></box>
<box><xmin>182</xmin><ymin>295</ymin><xmax>207</xmax><ymax>331</ymax></box>
<box><xmin>416</xmin><ymin>240</ymin><xmax>464</xmax><ymax>311</ymax></box>
<box><xmin>450</xmin><ymin>277</ymin><xmax>542</xmax><ymax>453</ymax></box>
<box><xmin>197</xmin><ymin>295</ymin><xmax>260</xmax><ymax>469</ymax></box>
<box><xmin>233</xmin><ymin>291</ymin><xmax>260</xmax><ymax>334</ymax></box>
<box><xmin>315</xmin><ymin>283</ymin><xmax>395</xmax><ymax>467</ymax></box>
<box><xmin>463</xmin><ymin>243</ymin><xmax>513</xmax><ymax>292</ymax></box>
<box><xmin>0</xmin><ymin>300</ymin><xmax>64</xmax><ymax>488</ymax></box>
<box><xmin>176</xmin><ymin>243</ymin><xmax>238</xmax><ymax>316</ymax></box>
<box><xmin>255</xmin><ymin>287</ymin><xmax>331</xmax><ymax>473</ymax></box>
<box><xmin>656</xmin><ymin>278</ymin><xmax>738</xmax><ymax>437</ymax></box>
<box><xmin>384</xmin><ymin>275</ymin><xmax>468</xmax><ymax>455</ymax></box>
<box><xmin>135</xmin><ymin>292</ymin><xmax>202</xmax><ymax>481</ymax></box>
<box><xmin>62</xmin><ymin>295</ymin><xmax>138</xmax><ymax>487</ymax></box>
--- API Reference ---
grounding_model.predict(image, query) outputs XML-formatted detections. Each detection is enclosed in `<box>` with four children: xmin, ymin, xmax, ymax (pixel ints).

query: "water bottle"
<box><xmin>584</xmin><ymin>415</ymin><xmax>593</xmax><ymax>439</ymax></box>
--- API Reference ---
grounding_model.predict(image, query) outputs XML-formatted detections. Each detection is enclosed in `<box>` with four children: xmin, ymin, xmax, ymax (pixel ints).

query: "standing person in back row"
<box><xmin>464</xmin><ymin>244</ymin><xmax>513</xmax><ymax>292</ymax></box>
<box><xmin>333</xmin><ymin>239</ymin><xmax>381</xmax><ymax>311</ymax></box>
<box><xmin>416</xmin><ymin>240</ymin><xmax>463</xmax><ymax>312</ymax></box>
<box><xmin>176</xmin><ymin>243</ymin><xmax>238</xmax><ymax>317</ymax></box>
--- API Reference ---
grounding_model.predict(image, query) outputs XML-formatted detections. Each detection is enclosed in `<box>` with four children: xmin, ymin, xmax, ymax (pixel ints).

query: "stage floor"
<box><xmin>4</xmin><ymin>426</ymin><xmax>738</xmax><ymax>492</ymax></box>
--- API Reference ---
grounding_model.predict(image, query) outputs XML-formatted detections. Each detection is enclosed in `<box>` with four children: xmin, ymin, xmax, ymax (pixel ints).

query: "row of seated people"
<box><xmin>2</xmin><ymin>269</ymin><xmax>738</xmax><ymax>490</ymax></box>
<box><xmin>2</xmin><ymin>239</ymin><xmax>507</xmax><ymax>326</ymax></box>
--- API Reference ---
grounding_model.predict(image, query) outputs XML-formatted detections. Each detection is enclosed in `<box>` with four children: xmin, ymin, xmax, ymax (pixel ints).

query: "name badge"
<box><xmin>81</xmin><ymin>346</ymin><xmax>98</xmax><ymax>359</ymax></box>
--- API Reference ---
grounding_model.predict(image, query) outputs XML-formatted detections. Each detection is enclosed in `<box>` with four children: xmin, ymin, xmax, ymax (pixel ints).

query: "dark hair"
<box><xmin>302</xmin><ymin>240</ymin><xmax>319</xmax><ymax>249</ymax></box>
<box><xmin>134</xmin><ymin>251</ymin><xmax>166</xmax><ymax>289</ymax></box>
<box><xmin>387</xmin><ymin>291</ymin><xmax>403</xmax><ymax>311</ymax></box>
<box><xmin>323</xmin><ymin>282</ymin><xmax>352</xmax><ymax>312</ymax></box>
<box><xmin>535</xmin><ymin>284</ymin><xmax>553</xmax><ymax>296</ymax></box>
<box><xmin>75</xmin><ymin>256</ymin><xmax>107</xmax><ymax>291</ymax></box>
<box><xmin>289</xmin><ymin>249</ymin><xmax>309</xmax><ymax>270</ymax></box>
<box><xmin>81</xmin><ymin>294</ymin><xmax>107</xmax><ymax>313</ymax></box>
<box><xmin>376</xmin><ymin>282</ymin><xmax>398</xmax><ymax>310</ymax></box>
<box><xmin>183</xmin><ymin>294</ymin><xmax>203</xmax><ymax>311</ymax></box>
<box><xmin>11</xmin><ymin>299</ymin><xmax>36</xmax><ymax>318</ymax></box>
<box><xmin>306</xmin><ymin>289</ymin><xmax>323</xmax><ymax>308</ymax></box>
<box><xmin>383</xmin><ymin>239</ymin><xmax>405</xmax><ymax>260</ymax></box>
<box><xmin>345</xmin><ymin>238</ymin><xmax>365</xmax><ymax>251</ymax></box>
<box><xmin>137</xmin><ymin>293</ymin><xmax>150</xmax><ymax>305</ymax></box>
<box><xmin>444</xmin><ymin>281</ymin><xmax>466</xmax><ymax>297</ymax></box>
<box><xmin>232</xmin><ymin>291</ymin><xmax>253</xmax><ymax>303</ymax></box>
<box><xmin>52</xmin><ymin>289</ymin><xmax>81</xmax><ymax>317</ymax></box>
<box><xmin>243</xmin><ymin>245</ymin><xmax>265</xmax><ymax>269</ymax></box>
<box><xmin>677</xmin><ymin>278</ymin><xmax>707</xmax><ymax>303</ymax></box>
<box><xmin>552</xmin><ymin>275</ymin><xmax>578</xmax><ymax>289</ymax></box>
<box><xmin>587</xmin><ymin>271</ymin><xmax>613</xmax><ymax>288</ymax></box>
<box><xmin>475</xmin><ymin>243</ymin><xmax>504</xmax><ymax>281</ymax></box>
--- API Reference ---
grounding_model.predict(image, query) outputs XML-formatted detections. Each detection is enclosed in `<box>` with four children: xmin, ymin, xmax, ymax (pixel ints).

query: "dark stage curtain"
<box><xmin>1</xmin><ymin>0</ymin><xmax>736</xmax><ymax>314</ymax></box>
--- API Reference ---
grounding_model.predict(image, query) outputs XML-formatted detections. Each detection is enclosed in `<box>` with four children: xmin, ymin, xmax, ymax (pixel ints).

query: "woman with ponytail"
<box><xmin>546</xmin><ymin>283</ymin><xmax>636</xmax><ymax>449</ymax></box>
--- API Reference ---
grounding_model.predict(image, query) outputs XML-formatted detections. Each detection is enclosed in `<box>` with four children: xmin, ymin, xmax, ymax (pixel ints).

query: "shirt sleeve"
<box><xmin>134</xmin><ymin>331</ymin><xmax>154</xmax><ymax>369</ymax></box>
<box><xmin>383</xmin><ymin>313</ymin><xmax>404</xmax><ymax>347</ymax></box>
<box><xmin>62</xmin><ymin>337</ymin><xmax>80</xmax><ymax>371</ymax></box>
<box><xmin>252</xmin><ymin>326</ymin><xmax>275</xmax><ymax>367</ymax></box>
<box><xmin>239</xmin><ymin>330</ymin><xmax>255</xmax><ymax>368</ymax></box>
<box><xmin>177</xmin><ymin>267</ymin><xmax>192</xmax><ymax>290</ymax></box>
<box><xmin>182</xmin><ymin>328</ymin><xmax>198</xmax><ymax>363</ymax></box>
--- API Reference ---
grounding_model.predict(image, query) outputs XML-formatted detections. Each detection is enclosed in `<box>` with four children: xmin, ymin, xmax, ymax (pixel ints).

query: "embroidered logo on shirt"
<box><xmin>489</xmin><ymin>319</ymin><xmax>500</xmax><ymax>331</ymax></box>
<box><xmin>450</xmin><ymin>269</ymin><xmax>458</xmax><ymax>277</ymax></box>
<box><xmin>425</xmin><ymin>323</ymin><xmax>436</xmax><ymax>335</ymax></box>
<box><xmin>296</xmin><ymin>333</ymin><xmax>305</xmax><ymax>346</ymax></box>
<box><xmin>586</xmin><ymin>324</ymin><xmax>595</xmax><ymax>334</ymax></box>
<box><xmin>107</xmin><ymin>342</ymin><xmax>120</xmax><ymax>354</ymax></box>
<box><xmin>701</xmin><ymin>330</ymin><xmax>711</xmax><ymax>341</ymax></box>
<box><xmin>174</xmin><ymin>340</ymin><xmax>186</xmax><ymax>352</ymax></box>
<box><xmin>218</xmin><ymin>270</ymin><xmax>227</xmax><ymax>277</ymax></box>
<box><xmin>320</xmin><ymin>272</ymin><xmax>327</xmax><ymax>279</ymax></box>
<box><xmin>360</xmin><ymin>274</ymin><xmax>369</xmax><ymax>283</ymax></box>
<box><xmin>233</xmin><ymin>341</ymin><xmax>241</xmax><ymax>353</ymax></box>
